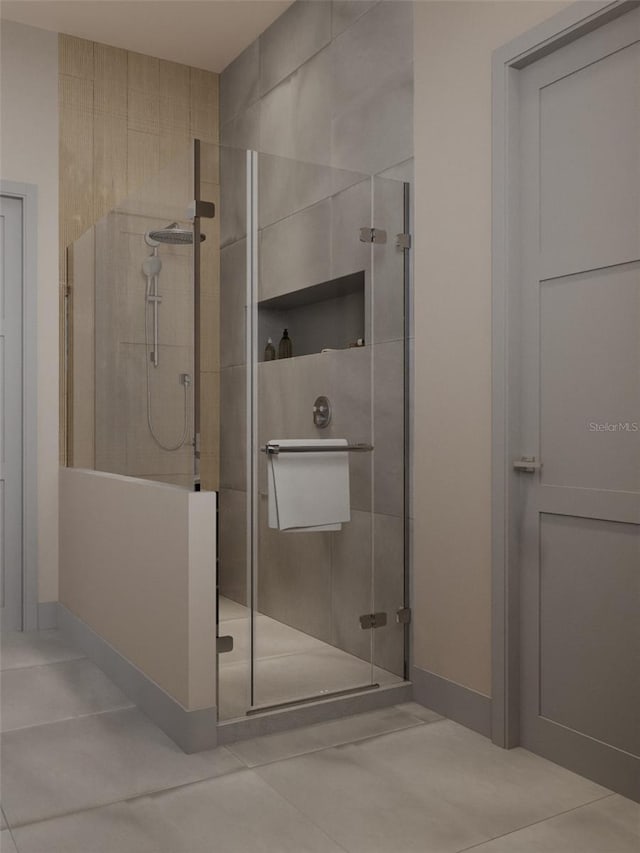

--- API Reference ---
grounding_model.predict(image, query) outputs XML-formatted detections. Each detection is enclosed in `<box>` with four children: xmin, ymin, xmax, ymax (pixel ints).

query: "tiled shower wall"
<box><xmin>219</xmin><ymin>1</ymin><xmax>413</xmax><ymax>676</ymax></box>
<box><xmin>59</xmin><ymin>35</ymin><xmax>220</xmax><ymax>489</ymax></box>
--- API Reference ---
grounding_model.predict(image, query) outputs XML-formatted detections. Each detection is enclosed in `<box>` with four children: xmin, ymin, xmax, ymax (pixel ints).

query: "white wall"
<box><xmin>412</xmin><ymin>1</ymin><xmax>570</xmax><ymax>696</ymax></box>
<box><xmin>1</xmin><ymin>20</ymin><xmax>59</xmax><ymax>603</ymax></box>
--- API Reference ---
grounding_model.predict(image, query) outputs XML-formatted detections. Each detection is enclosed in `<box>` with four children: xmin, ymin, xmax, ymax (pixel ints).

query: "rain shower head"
<box><xmin>144</xmin><ymin>222</ymin><xmax>206</xmax><ymax>246</ymax></box>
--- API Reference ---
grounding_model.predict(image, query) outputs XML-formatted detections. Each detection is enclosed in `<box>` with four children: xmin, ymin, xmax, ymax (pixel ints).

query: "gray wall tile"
<box><xmin>220</xmin><ymin>40</ymin><xmax>259</xmax><ymax>125</ymax></box>
<box><xmin>373</xmin><ymin>512</ymin><xmax>405</xmax><ymax>675</ymax></box>
<box><xmin>372</xmin><ymin>176</ymin><xmax>405</xmax><ymax>343</ymax></box>
<box><xmin>220</xmin><ymin>239</ymin><xmax>247</xmax><ymax>369</ymax></box>
<box><xmin>332</xmin><ymin>63</ymin><xmax>413</xmax><ymax>175</ymax></box>
<box><xmin>219</xmin><ymin>489</ymin><xmax>248</xmax><ymax>605</ymax></box>
<box><xmin>260</xmin><ymin>48</ymin><xmax>332</xmax><ymax>166</ymax></box>
<box><xmin>220</xmin><ymin>365</ymin><xmax>246</xmax><ymax>491</ymax></box>
<box><xmin>220</xmin><ymin>146</ymin><xmax>248</xmax><ymax>248</ymax></box>
<box><xmin>331</xmin><ymin>0</ymin><xmax>379</xmax><ymax>39</ymax></box>
<box><xmin>373</xmin><ymin>340</ymin><xmax>404</xmax><ymax>516</ymax></box>
<box><xmin>259</xmin><ymin>199</ymin><xmax>332</xmax><ymax>301</ymax></box>
<box><xmin>258</xmin><ymin>496</ymin><xmax>333</xmax><ymax>643</ymax></box>
<box><xmin>330</xmin><ymin>510</ymin><xmax>372</xmax><ymax>662</ymax></box>
<box><xmin>220</xmin><ymin>101</ymin><xmax>261</xmax><ymax>152</ymax></box>
<box><xmin>330</xmin><ymin>179</ymin><xmax>372</xmax><ymax>282</ymax></box>
<box><xmin>259</xmin><ymin>155</ymin><xmax>364</xmax><ymax>230</ymax></box>
<box><xmin>260</xmin><ymin>0</ymin><xmax>332</xmax><ymax>96</ymax></box>
<box><xmin>330</xmin><ymin>1</ymin><xmax>413</xmax><ymax>119</ymax></box>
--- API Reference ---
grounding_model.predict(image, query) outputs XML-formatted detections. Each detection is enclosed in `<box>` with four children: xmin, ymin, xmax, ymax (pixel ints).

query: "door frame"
<box><xmin>490</xmin><ymin>0</ymin><xmax>639</xmax><ymax>749</ymax></box>
<box><xmin>1</xmin><ymin>180</ymin><xmax>39</xmax><ymax>631</ymax></box>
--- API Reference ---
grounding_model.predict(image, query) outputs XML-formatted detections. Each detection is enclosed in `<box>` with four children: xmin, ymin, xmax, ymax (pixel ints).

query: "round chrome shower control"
<box><xmin>313</xmin><ymin>396</ymin><xmax>331</xmax><ymax>428</ymax></box>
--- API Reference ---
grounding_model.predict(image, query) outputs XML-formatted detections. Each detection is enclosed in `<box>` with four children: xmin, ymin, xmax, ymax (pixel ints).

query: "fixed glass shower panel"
<box><xmin>66</xmin><ymin>143</ymin><xmax>199</xmax><ymax>487</ymax></box>
<box><xmin>245</xmin><ymin>151</ymin><xmax>408</xmax><ymax>713</ymax></box>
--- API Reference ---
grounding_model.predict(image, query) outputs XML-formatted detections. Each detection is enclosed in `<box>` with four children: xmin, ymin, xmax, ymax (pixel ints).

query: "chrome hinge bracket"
<box><xmin>187</xmin><ymin>200</ymin><xmax>216</xmax><ymax>219</ymax></box>
<box><xmin>360</xmin><ymin>612</ymin><xmax>388</xmax><ymax>630</ymax></box>
<box><xmin>396</xmin><ymin>233</ymin><xmax>412</xmax><ymax>250</ymax></box>
<box><xmin>359</xmin><ymin>227</ymin><xmax>387</xmax><ymax>244</ymax></box>
<box><xmin>396</xmin><ymin>607</ymin><xmax>411</xmax><ymax>625</ymax></box>
<box><xmin>217</xmin><ymin>635</ymin><xmax>234</xmax><ymax>654</ymax></box>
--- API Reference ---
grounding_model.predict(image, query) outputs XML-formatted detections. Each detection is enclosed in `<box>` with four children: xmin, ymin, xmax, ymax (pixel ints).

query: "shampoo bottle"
<box><xmin>278</xmin><ymin>328</ymin><xmax>292</xmax><ymax>359</ymax></box>
<box><xmin>264</xmin><ymin>338</ymin><xmax>276</xmax><ymax>361</ymax></box>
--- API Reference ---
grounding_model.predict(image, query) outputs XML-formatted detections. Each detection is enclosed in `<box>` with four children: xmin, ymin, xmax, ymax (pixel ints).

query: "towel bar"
<box><xmin>262</xmin><ymin>443</ymin><xmax>374</xmax><ymax>455</ymax></box>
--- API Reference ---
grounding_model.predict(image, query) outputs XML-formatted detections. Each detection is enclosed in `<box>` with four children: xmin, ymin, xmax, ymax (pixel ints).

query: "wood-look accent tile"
<box><xmin>60</xmin><ymin>100</ymin><xmax>94</xmax><ymax>250</ymax></box>
<box><xmin>127</xmin><ymin>88</ymin><xmax>160</xmax><ymax>134</ymax></box>
<box><xmin>59</xmin><ymin>74</ymin><xmax>94</xmax><ymax>112</ymax></box>
<box><xmin>200</xmin><ymin>370</ymin><xmax>220</xmax><ymax>458</ymax></box>
<box><xmin>128</xmin><ymin>51</ymin><xmax>159</xmax><ymax>92</ymax></box>
<box><xmin>200</xmin><ymin>452</ymin><xmax>220</xmax><ymax>492</ymax></box>
<box><xmin>127</xmin><ymin>130</ymin><xmax>160</xmax><ymax>195</ymax></box>
<box><xmin>159</xmin><ymin>131</ymin><xmax>191</xmax><ymax>169</ymax></box>
<box><xmin>191</xmin><ymin>109</ymin><xmax>217</xmax><ymax>142</ymax></box>
<box><xmin>93</xmin><ymin>113</ymin><xmax>128</xmax><ymax>222</ymax></box>
<box><xmin>159</xmin><ymin>96</ymin><xmax>190</xmax><ymax>132</ymax></box>
<box><xmin>160</xmin><ymin>60</ymin><xmax>190</xmax><ymax>102</ymax></box>
<box><xmin>94</xmin><ymin>42</ymin><xmax>127</xmax><ymax>117</ymax></box>
<box><xmin>59</xmin><ymin>34</ymin><xmax>94</xmax><ymax>79</ymax></box>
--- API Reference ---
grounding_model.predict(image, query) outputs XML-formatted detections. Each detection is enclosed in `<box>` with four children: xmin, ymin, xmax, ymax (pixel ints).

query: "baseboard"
<box><xmin>57</xmin><ymin>604</ymin><xmax>217</xmax><ymax>753</ymax></box>
<box><xmin>37</xmin><ymin>601</ymin><xmax>59</xmax><ymax>630</ymax></box>
<box><xmin>412</xmin><ymin>666</ymin><xmax>492</xmax><ymax>738</ymax></box>
<box><xmin>218</xmin><ymin>681</ymin><xmax>413</xmax><ymax>745</ymax></box>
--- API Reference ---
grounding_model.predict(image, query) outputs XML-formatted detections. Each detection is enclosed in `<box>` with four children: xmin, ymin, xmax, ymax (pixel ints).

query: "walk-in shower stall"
<box><xmin>65</xmin><ymin>139</ymin><xmax>410</xmax><ymax>742</ymax></box>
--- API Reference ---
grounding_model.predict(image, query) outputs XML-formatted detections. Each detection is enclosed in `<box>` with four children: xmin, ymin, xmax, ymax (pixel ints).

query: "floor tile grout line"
<box><xmin>5</xmin><ymin>760</ymin><xmax>252</xmax><ymax>832</ymax></box>
<box><xmin>0</xmin><ymin>655</ymin><xmax>87</xmax><ymax>674</ymax></box>
<box><xmin>452</xmin><ymin>793</ymin><xmax>618</xmax><ymax>853</ymax></box>
<box><xmin>235</xmin><ymin>717</ymin><xmax>449</xmax><ymax>770</ymax></box>
<box><xmin>254</xmin><ymin>769</ymin><xmax>353</xmax><ymax>853</ymax></box>
<box><xmin>1</xmin><ymin>702</ymin><xmax>136</xmax><ymax>736</ymax></box>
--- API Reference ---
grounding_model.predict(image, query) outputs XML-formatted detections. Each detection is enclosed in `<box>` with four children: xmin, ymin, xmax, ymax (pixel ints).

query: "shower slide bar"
<box><xmin>262</xmin><ymin>443</ymin><xmax>374</xmax><ymax>455</ymax></box>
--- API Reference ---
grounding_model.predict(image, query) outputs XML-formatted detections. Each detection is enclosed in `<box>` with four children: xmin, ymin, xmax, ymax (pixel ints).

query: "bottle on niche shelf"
<box><xmin>278</xmin><ymin>328</ymin><xmax>292</xmax><ymax>359</ymax></box>
<box><xmin>264</xmin><ymin>337</ymin><xmax>276</xmax><ymax>361</ymax></box>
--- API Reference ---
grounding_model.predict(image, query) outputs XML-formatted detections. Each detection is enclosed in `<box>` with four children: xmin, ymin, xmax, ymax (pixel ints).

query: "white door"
<box><xmin>516</xmin><ymin>8</ymin><xmax>640</xmax><ymax>801</ymax></box>
<box><xmin>0</xmin><ymin>195</ymin><xmax>24</xmax><ymax>630</ymax></box>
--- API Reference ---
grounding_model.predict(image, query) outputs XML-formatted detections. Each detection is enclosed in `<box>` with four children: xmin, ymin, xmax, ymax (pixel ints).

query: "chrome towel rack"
<box><xmin>262</xmin><ymin>443</ymin><xmax>374</xmax><ymax>455</ymax></box>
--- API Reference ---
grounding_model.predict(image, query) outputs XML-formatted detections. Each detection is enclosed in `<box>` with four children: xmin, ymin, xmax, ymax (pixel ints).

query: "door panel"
<box><xmin>540</xmin><ymin>514</ymin><xmax>640</xmax><ymax>757</ymax></box>
<box><xmin>539</xmin><ymin>33</ymin><xmax>640</xmax><ymax>279</ymax></box>
<box><xmin>517</xmin><ymin>6</ymin><xmax>640</xmax><ymax>801</ymax></box>
<box><xmin>540</xmin><ymin>264</ymin><xmax>640</xmax><ymax>493</ymax></box>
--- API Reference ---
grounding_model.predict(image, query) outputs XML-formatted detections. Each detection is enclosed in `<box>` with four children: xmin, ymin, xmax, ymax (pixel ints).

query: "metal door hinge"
<box><xmin>513</xmin><ymin>456</ymin><xmax>542</xmax><ymax>473</ymax></box>
<box><xmin>187</xmin><ymin>200</ymin><xmax>216</xmax><ymax>219</ymax></box>
<box><xmin>217</xmin><ymin>635</ymin><xmax>234</xmax><ymax>654</ymax></box>
<box><xmin>396</xmin><ymin>233</ymin><xmax>412</xmax><ymax>250</ymax></box>
<box><xmin>359</xmin><ymin>227</ymin><xmax>387</xmax><ymax>244</ymax></box>
<box><xmin>360</xmin><ymin>612</ymin><xmax>388</xmax><ymax>630</ymax></box>
<box><xmin>396</xmin><ymin>607</ymin><xmax>411</xmax><ymax>625</ymax></box>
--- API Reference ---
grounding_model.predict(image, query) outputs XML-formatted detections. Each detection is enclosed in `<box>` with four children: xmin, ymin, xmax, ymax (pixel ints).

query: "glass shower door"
<box><xmin>246</xmin><ymin>151</ymin><xmax>403</xmax><ymax>712</ymax></box>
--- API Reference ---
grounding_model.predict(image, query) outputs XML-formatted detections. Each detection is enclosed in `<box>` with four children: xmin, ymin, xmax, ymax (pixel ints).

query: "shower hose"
<box><xmin>144</xmin><ymin>285</ymin><xmax>191</xmax><ymax>452</ymax></box>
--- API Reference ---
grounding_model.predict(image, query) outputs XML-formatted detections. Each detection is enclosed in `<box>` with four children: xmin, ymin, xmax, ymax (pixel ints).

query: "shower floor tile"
<box><xmin>217</xmin><ymin>596</ymin><xmax>403</xmax><ymax>720</ymax></box>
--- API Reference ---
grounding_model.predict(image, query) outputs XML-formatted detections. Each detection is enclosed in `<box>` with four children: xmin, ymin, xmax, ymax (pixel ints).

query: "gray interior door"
<box><xmin>517</xmin><ymin>8</ymin><xmax>640</xmax><ymax>801</ymax></box>
<box><xmin>0</xmin><ymin>195</ymin><xmax>24</xmax><ymax>630</ymax></box>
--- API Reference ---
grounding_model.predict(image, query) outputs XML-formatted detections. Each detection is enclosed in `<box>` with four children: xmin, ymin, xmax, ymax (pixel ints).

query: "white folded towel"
<box><xmin>267</xmin><ymin>438</ymin><xmax>350</xmax><ymax>532</ymax></box>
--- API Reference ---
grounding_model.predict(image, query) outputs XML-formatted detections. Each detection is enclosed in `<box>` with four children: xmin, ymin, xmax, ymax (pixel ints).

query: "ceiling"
<box><xmin>0</xmin><ymin>0</ymin><xmax>294</xmax><ymax>73</ymax></box>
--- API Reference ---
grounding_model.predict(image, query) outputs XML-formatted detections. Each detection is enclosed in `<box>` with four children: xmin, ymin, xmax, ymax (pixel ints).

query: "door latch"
<box><xmin>513</xmin><ymin>456</ymin><xmax>542</xmax><ymax>473</ymax></box>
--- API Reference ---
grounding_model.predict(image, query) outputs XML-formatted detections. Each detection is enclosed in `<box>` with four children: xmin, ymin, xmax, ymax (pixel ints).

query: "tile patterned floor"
<box><xmin>1</xmin><ymin>627</ymin><xmax>638</xmax><ymax>853</ymax></box>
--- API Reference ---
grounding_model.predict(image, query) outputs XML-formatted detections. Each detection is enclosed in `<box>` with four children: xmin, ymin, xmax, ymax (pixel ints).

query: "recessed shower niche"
<box><xmin>258</xmin><ymin>271</ymin><xmax>366</xmax><ymax>360</ymax></box>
